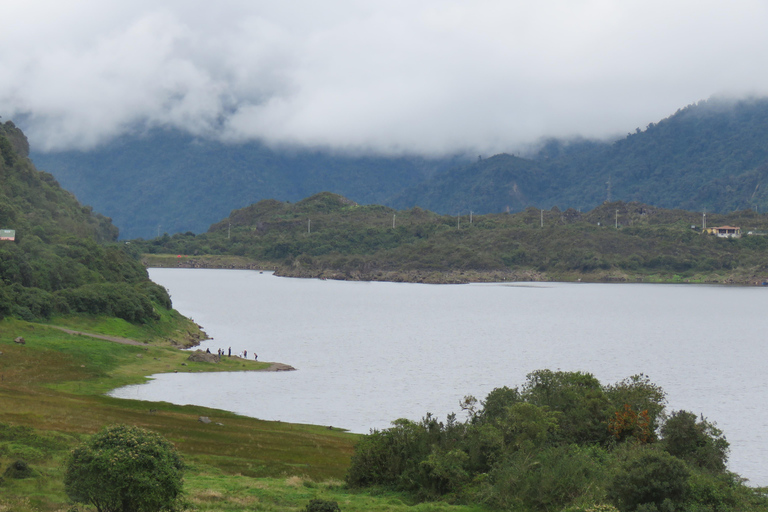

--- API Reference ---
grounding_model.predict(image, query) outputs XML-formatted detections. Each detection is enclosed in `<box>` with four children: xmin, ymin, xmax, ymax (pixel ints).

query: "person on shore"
<box><xmin>228</xmin><ymin>347</ymin><xmax>231</xmax><ymax>357</ymax></box>
<box><xmin>254</xmin><ymin>353</ymin><xmax>258</xmax><ymax>361</ymax></box>
<box><xmin>205</xmin><ymin>348</ymin><xmax>210</xmax><ymax>354</ymax></box>
<box><xmin>244</xmin><ymin>350</ymin><xmax>247</xmax><ymax>359</ymax></box>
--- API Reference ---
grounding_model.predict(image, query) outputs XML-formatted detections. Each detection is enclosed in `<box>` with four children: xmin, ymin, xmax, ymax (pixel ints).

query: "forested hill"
<box><xmin>29</xmin><ymin>96</ymin><xmax>768</xmax><ymax>239</ymax></box>
<box><xmin>138</xmin><ymin>192</ymin><xmax>768</xmax><ymax>285</ymax></box>
<box><xmin>29</xmin><ymin>129</ymin><xmax>466</xmax><ymax>239</ymax></box>
<box><xmin>0</xmin><ymin>120</ymin><xmax>182</xmax><ymax>326</ymax></box>
<box><xmin>392</xmin><ymin>97</ymin><xmax>768</xmax><ymax>214</ymax></box>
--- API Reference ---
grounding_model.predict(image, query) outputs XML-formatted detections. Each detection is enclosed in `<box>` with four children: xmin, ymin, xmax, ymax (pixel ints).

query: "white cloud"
<box><xmin>2</xmin><ymin>0</ymin><xmax>768</xmax><ymax>154</ymax></box>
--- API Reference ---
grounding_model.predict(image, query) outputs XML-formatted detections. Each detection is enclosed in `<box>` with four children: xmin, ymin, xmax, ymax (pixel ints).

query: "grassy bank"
<box><xmin>0</xmin><ymin>317</ymin><xmax>485</xmax><ymax>512</ymax></box>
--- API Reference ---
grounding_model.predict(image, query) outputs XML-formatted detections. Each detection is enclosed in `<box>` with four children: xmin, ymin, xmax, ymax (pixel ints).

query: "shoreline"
<box><xmin>143</xmin><ymin>255</ymin><xmax>768</xmax><ymax>286</ymax></box>
<box><xmin>45</xmin><ymin>325</ymin><xmax>297</xmax><ymax>373</ymax></box>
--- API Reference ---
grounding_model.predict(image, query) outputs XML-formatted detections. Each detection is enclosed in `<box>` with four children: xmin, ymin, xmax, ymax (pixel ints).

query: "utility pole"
<box><xmin>308</xmin><ymin>218</ymin><xmax>311</xmax><ymax>234</ymax></box>
<box><xmin>703</xmin><ymin>211</ymin><xmax>706</xmax><ymax>230</ymax></box>
<box><xmin>470</xmin><ymin>211</ymin><xmax>473</xmax><ymax>224</ymax></box>
<box><xmin>228</xmin><ymin>223</ymin><xmax>231</xmax><ymax>239</ymax></box>
<box><xmin>615</xmin><ymin>210</ymin><xmax>619</xmax><ymax>229</ymax></box>
<box><xmin>541</xmin><ymin>209</ymin><xmax>544</xmax><ymax>228</ymax></box>
<box><xmin>392</xmin><ymin>214</ymin><xmax>396</xmax><ymax>229</ymax></box>
<box><xmin>457</xmin><ymin>213</ymin><xmax>460</xmax><ymax>230</ymax></box>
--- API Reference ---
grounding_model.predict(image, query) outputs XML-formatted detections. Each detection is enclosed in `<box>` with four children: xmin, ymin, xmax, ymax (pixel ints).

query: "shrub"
<box><xmin>661</xmin><ymin>410</ymin><xmax>729</xmax><ymax>473</ymax></box>
<box><xmin>485</xmin><ymin>444</ymin><xmax>605</xmax><ymax>512</ymax></box>
<box><xmin>3</xmin><ymin>459</ymin><xmax>35</xmax><ymax>479</ymax></box>
<box><xmin>304</xmin><ymin>498</ymin><xmax>341</xmax><ymax>512</ymax></box>
<box><xmin>607</xmin><ymin>448</ymin><xmax>689</xmax><ymax>512</ymax></box>
<box><xmin>55</xmin><ymin>283</ymin><xmax>160</xmax><ymax>323</ymax></box>
<box><xmin>64</xmin><ymin>425</ymin><xmax>184</xmax><ymax>512</ymax></box>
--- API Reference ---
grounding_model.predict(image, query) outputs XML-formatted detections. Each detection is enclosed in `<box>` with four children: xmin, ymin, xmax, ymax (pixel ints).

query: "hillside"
<box><xmin>28</xmin><ymin>96</ymin><xmax>768</xmax><ymax>240</ymax></box>
<box><xmin>0</xmin><ymin>120</ymin><xmax>200</xmax><ymax>339</ymax></box>
<box><xmin>29</xmin><ymin>129</ymin><xmax>466</xmax><ymax>239</ymax></box>
<box><xmin>393</xmin><ymin>97</ymin><xmax>768</xmax><ymax>214</ymax></box>
<box><xmin>137</xmin><ymin>192</ymin><xmax>768</xmax><ymax>285</ymax></box>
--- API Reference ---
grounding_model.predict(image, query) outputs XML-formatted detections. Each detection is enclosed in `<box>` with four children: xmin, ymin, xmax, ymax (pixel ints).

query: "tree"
<box><xmin>64</xmin><ymin>425</ymin><xmax>185</xmax><ymax>512</ymax></box>
<box><xmin>661</xmin><ymin>410</ymin><xmax>729</xmax><ymax>473</ymax></box>
<box><xmin>607</xmin><ymin>448</ymin><xmax>689</xmax><ymax>512</ymax></box>
<box><xmin>521</xmin><ymin>370</ymin><xmax>611</xmax><ymax>445</ymax></box>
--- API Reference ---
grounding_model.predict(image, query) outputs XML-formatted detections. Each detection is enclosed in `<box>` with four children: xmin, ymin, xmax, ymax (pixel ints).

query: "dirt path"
<box><xmin>47</xmin><ymin>326</ymin><xmax>148</xmax><ymax>346</ymax></box>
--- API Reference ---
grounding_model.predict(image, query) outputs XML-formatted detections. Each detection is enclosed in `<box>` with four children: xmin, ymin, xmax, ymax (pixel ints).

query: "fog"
<box><xmin>3</xmin><ymin>1</ymin><xmax>768</xmax><ymax>155</ymax></box>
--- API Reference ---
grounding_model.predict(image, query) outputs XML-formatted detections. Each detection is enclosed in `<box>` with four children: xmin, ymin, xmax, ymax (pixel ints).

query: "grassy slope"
<box><xmin>0</xmin><ymin>317</ymin><xmax>483</xmax><ymax>512</ymax></box>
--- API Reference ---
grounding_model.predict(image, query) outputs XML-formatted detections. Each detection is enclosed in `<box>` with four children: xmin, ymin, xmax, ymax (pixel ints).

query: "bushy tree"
<box><xmin>64</xmin><ymin>425</ymin><xmax>184</xmax><ymax>512</ymax></box>
<box><xmin>521</xmin><ymin>370</ymin><xmax>611</xmax><ymax>445</ymax></box>
<box><xmin>661</xmin><ymin>410</ymin><xmax>729</xmax><ymax>473</ymax></box>
<box><xmin>607</xmin><ymin>448</ymin><xmax>689</xmax><ymax>512</ymax></box>
<box><xmin>605</xmin><ymin>374</ymin><xmax>666</xmax><ymax>443</ymax></box>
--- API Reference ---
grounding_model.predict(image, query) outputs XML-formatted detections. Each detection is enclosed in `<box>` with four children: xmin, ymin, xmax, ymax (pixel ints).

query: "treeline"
<box><xmin>390</xmin><ymin>97</ymin><xmax>768</xmax><ymax>216</ymax></box>
<box><xmin>135</xmin><ymin>192</ymin><xmax>768</xmax><ymax>283</ymax></box>
<box><xmin>30</xmin><ymin>127</ymin><xmax>465</xmax><ymax>239</ymax></box>
<box><xmin>30</xmin><ymin>97</ymin><xmax>768</xmax><ymax>240</ymax></box>
<box><xmin>0</xmin><ymin>121</ymin><xmax>171</xmax><ymax>323</ymax></box>
<box><xmin>345</xmin><ymin>370</ymin><xmax>767</xmax><ymax>512</ymax></box>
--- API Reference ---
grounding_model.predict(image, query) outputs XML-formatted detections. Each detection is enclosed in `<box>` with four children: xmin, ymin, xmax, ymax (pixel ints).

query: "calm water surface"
<box><xmin>111</xmin><ymin>269</ymin><xmax>768</xmax><ymax>485</ymax></box>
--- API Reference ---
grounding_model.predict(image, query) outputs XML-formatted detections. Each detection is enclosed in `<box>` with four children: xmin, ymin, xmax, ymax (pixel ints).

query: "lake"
<box><xmin>110</xmin><ymin>268</ymin><xmax>768</xmax><ymax>486</ymax></box>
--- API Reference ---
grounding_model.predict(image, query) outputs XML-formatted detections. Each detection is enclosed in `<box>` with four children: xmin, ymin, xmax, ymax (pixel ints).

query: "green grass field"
<box><xmin>0</xmin><ymin>316</ymin><xmax>485</xmax><ymax>512</ymax></box>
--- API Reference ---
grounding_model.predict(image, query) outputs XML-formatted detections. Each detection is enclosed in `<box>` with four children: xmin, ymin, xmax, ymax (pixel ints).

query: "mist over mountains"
<box><xmin>29</xmin><ymin>96</ymin><xmax>768</xmax><ymax>239</ymax></box>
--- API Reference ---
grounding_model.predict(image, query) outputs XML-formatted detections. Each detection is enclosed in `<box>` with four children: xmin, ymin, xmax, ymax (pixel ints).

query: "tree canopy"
<box><xmin>0</xmin><ymin>120</ymin><xmax>172</xmax><ymax>323</ymax></box>
<box><xmin>346</xmin><ymin>370</ymin><xmax>764</xmax><ymax>512</ymax></box>
<box><xmin>64</xmin><ymin>424</ymin><xmax>185</xmax><ymax>512</ymax></box>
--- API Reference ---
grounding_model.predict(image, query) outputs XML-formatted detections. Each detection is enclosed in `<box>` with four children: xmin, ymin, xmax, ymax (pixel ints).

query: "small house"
<box><xmin>704</xmin><ymin>226</ymin><xmax>741</xmax><ymax>238</ymax></box>
<box><xmin>0</xmin><ymin>229</ymin><xmax>14</xmax><ymax>241</ymax></box>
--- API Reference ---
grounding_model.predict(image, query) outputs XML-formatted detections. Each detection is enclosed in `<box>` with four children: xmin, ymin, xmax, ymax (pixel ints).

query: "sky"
<box><xmin>2</xmin><ymin>0</ymin><xmax>768</xmax><ymax>156</ymax></box>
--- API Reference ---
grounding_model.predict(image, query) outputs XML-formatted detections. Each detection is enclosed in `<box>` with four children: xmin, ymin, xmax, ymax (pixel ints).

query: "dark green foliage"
<box><xmin>134</xmin><ymin>193</ymin><xmax>768</xmax><ymax>283</ymax></box>
<box><xmin>521</xmin><ymin>369</ymin><xmax>611</xmax><ymax>445</ymax></box>
<box><xmin>0</xmin><ymin>120</ymin><xmax>172</xmax><ymax>323</ymax></box>
<box><xmin>346</xmin><ymin>414</ymin><xmax>468</xmax><ymax>498</ymax></box>
<box><xmin>30</xmin><ymin>128</ymin><xmax>466</xmax><ymax>239</ymax></box>
<box><xmin>55</xmin><ymin>283</ymin><xmax>160</xmax><ymax>323</ymax></box>
<box><xmin>64</xmin><ymin>424</ymin><xmax>185</xmax><ymax>512</ymax></box>
<box><xmin>3</xmin><ymin>459</ymin><xmax>35</xmax><ymax>479</ymax></box>
<box><xmin>661</xmin><ymin>410</ymin><xmax>729</xmax><ymax>473</ymax></box>
<box><xmin>304</xmin><ymin>498</ymin><xmax>341</xmax><ymax>512</ymax></box>
<box><xmin>346</xmin><ymin>371</ymin><xmax>768</xmax><ymax>512</ymax></box>
<box><xmin>32</xmin><ymin>97</ymin><xmax>768</xmax><ymax>240</ymax></box>
<box><xmin>607</xmin><ymin>448</ymin><xmax>689</xmax><ymax>512</ymax></box>
<box><xmin>483</xmin><ymin>444</ymin><xmax>605</xmax><ymax>511</ymax></box>
<box><xmin>392</xmin><ymin>97</ymin><xmax>768</xmax><ymax>217</ymax></box>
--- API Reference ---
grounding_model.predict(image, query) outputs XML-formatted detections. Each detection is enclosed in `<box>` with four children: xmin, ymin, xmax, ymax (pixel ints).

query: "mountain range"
<box><xmin>28</xmin><ymin>96</ymin><xmax>768</xmax><ymax>239</ymax></box>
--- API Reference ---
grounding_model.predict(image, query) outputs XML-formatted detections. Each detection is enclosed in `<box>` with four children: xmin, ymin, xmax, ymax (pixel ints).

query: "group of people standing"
<box><xmin>206</xmin><ymin>347</ymin><xmax>258</xmax><ymax>360</ymax></box>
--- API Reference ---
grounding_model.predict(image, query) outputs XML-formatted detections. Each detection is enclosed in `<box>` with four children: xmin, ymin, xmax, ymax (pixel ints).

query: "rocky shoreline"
<box><xmin>144</xmin><ymin>255</ymin><xmax>768</xmax><ymax>286</ymax></box>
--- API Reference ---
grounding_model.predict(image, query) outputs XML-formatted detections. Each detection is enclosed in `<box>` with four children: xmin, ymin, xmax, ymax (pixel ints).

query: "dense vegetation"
<box><xmin>30</xmin><ymin>96</ymin><xmax>768</xmax><ymax>239</ymax></box>
<box><xmin>346</xmin><ymin>370</ymin><xmax>767</xmax><ymax>512</ymax></box>
<box><xmin>392</xmin><ymin>97</ymin><xmax>768</xmax><ymax>216</ymax></box>
<box><xmin>30</xmin><ymin>128</ymin><xmax>465</xmax><ymax>239</ymax></box>
<box><xmin>137</xmin><ymin>192</ymin><xmax>768</xmax><ymax>285</ymax></box>
<box><xmin>0</xmin><ymin>120</ymin><xmax>175</xmax><ymax>324</ymax></box>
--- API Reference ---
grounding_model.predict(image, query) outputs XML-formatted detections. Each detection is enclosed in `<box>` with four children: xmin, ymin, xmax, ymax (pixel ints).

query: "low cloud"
<box><xmin>3</xmin><ymin>0</ymin><xmax>768</xmax><ymax>155</ymax></box>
